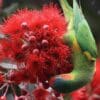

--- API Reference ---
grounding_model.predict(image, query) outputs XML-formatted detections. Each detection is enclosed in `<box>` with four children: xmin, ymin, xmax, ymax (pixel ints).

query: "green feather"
<box><xmin>58</xmin><ymin>0</ymin><xmax>73</xmax><ymax>31</ymax></box>
<box><xmin>73</xmin><ymin>0</ymin><xmax>97</xmax><ymax>60</ymax></box>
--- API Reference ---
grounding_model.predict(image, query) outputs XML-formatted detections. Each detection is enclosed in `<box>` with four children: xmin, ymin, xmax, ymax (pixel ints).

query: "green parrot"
<box><xmin>50</xmin><ymin>0</ymin><xmax>97</xmax><ymax>93</ymax></box>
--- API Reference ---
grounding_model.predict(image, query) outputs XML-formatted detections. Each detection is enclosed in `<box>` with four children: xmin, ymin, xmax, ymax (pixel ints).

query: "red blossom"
<box><xmin>0</xmin><ymin>5</ymin><xmax>72</xmax><ymax>85</ymax></box>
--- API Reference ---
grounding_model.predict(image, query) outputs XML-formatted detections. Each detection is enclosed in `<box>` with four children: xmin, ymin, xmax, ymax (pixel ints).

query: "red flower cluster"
<box><xmin>71</xmin><ymin>59</ymin><xmax>100</xmax><ymax>100</ymax></box>
<box><xmin>0</xmin><ymin>5</ymin><xmax>72</xmax><ymax>84</ymax></box>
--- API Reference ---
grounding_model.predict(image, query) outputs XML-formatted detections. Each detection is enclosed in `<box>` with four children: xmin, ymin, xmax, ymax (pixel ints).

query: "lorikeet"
<box><xmin>50</xmin><ymin>0</ymin><xmax>97</xmax><ymax>93</ymax></box>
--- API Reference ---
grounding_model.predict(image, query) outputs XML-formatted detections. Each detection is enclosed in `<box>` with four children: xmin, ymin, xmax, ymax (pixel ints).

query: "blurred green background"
<box><xmin>0</xmin><ymin>0</ymin><xmax>100</xmax><ymax>55</ymax></box>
